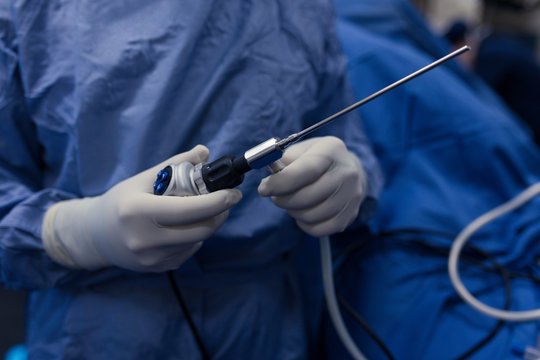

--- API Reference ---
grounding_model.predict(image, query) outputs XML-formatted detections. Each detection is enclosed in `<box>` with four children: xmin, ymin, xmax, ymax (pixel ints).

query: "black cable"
<box><xmin>167</xmin><ymin>271</ymin><xmax>211</xmax><ymax>360</ymax></box>
<box><xmin>379</xmin><ymin>229</ymin><xmax>512</xmax><ymax>360</ymax></box>
<box><xmin>453</xmin><ymin>242</ymin><xmax>511</xmax><ymax>360</ymax></box>
<box><xmin>335</xmin><ymin>228</ymin><xmax>514</xmax><ymax>360</ymax></box>
<box><xmin>377</xmin><ymin>228</ymin><xmax>540</xmax><ymax>284</ymax></box>
<box><xmin>508</xmin><ymin>270</ymin><xmax>540</xmax><ymax>284</ymax></box>
<box><xmin>337</xmin><ymin>294</ymin><xmax>396</xmax><ymax>360</ymax></box>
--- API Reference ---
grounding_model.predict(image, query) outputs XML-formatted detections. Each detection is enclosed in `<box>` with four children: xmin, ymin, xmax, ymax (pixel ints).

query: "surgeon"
<box><xmin>328</xmin><ymin>0</ymin><xmax>540</xmax><ymax>358</ymax></box>
<box><xmin>0</xmin><ymin>1</ymin><xmax>381</xmax><ymax>359</ymax></box>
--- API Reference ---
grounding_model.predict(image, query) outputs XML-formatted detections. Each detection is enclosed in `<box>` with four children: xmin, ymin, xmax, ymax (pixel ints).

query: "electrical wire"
<box><xmin>320</xmin><ymin>236</ymin><xmax>368</xmax><ymax>360</ymax></box>
<box><xmin>449</xmin><ymin>182</ymin><xmax>540</xmax><ymax>321</ymax></box>
<box><xmin>336</xmin><ymin>228</ymin><xmax>513</xmax><ymax>360</ymax></box>
<box><xmin>337</xmin><ymin>294</ymin><xmax>396</xmax><ymax>360</ymax></box>
<box><xmin>383</xmin><ymin>229</ymin><xmax>512</xmax><ymax>359</ymax></box>
<box><xmin>453</xmin><ymin>245</ymin><xmax>511</xmax><ymax>360</ymax></box>
<box><xmin>167</xmin><ymin>271</ymin><xmax>211</xmax><ymax>360</ymax></box>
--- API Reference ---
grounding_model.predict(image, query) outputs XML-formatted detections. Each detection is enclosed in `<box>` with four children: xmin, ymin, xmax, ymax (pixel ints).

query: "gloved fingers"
<box><xmin>279</xmin><ymin>136</ymin><xmax>349</xmax><ymax>164</ymax></box>
<box><xmin>153</xmin><ymin>144</ymin><xmax>209</xmax><ymax>172</ymax></box>
<box><xmin>134</xmin><ymin>241</ymin><xmax>204</xmax><ymax>272</ymax></box>
<box><xmin>258</xmin><ymin>136</ymin><xmax>351</xmax><ymax>197</ymax></box>
<box><xmin>269</xmin><ymin>170</ymin><xmax>343</xmax><ymax>210</ymax></box>
<box><xmin>296</xmin><ymin>198</ymin><xmax>360</xmax><ymax>237</ymax></box>
<box><xmin>278</xmin><ymin>137</ymin><xmax>323</xmax><ymax>164</ymax></box>
<box><xmin>258</xmin><ymin>154</ymin><xmax>333</xmax><ymax>197</ymax></box>
<box><xmin>156</xmin><ymin>211</ymin><xmax>229</xmax><ymax>244</ymax></box>
<box><xmin>132</xmin><ymin>189</ymin><xmax>241</xmax><ymax>226</ymax></box>
<box><xmin>137</xmin><ymin>145</ymin><xmax>210</xmax><ymax>185</ymax></box>
<box><xmin>125</xmin><ymin>212</ymin><xmax>228</xmax><ymax>254</ymax></box>
<box><xmin>287</xmin><ymin>185</ymin><xmax>360</xmax><ymax>224</ymax></box>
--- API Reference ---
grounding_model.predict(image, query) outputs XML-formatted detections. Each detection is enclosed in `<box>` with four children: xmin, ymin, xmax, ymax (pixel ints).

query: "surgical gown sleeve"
<box><xmin>0</xmin><ymin>8</ymin><xmax>80</xmax><ymax>290</ymax></box>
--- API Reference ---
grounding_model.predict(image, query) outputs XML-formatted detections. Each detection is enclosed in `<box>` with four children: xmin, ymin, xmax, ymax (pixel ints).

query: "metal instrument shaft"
<box><xmin>276</xmin><ymin>45</ymin><xmax>471</xmax><ymax>149</ymax></box>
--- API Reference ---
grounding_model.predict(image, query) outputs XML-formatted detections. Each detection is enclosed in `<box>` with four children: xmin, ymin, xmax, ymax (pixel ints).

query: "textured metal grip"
<box><xmin>154</xmin><ymin>155</ymin><xmax>249</xmax><ymax>196</ymax></box>
<box><xmin>153</xmin><ymin>162</ymin><xmax>207</xmax><ymax>196</ymax></box>
<box><xmin>154</xmin><ymin>138</ymin><xmax>286</xmax><ymax>196</ymax></box>
<box><xmin>200</xmin><ymin>156</ymin><xmax>245</xmax><ymax>192</ymax></box>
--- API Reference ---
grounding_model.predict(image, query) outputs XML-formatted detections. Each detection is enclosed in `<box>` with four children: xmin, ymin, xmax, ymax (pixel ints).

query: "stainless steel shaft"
<box><xmin>276</xmin><ymin>45</ymin><xmax>471</xmax><ymax>149</ymax></box>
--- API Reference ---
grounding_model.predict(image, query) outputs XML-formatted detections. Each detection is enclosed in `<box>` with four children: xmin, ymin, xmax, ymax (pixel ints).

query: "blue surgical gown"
<box><xmin>0</xmin><ymin>1</ymin><xmax>381</xmax><ymax>359</ymax></box>
<box><xmin>328</xmin><ymin>0</ymin><xmax>540</xmax><ymax>358</ymax></box>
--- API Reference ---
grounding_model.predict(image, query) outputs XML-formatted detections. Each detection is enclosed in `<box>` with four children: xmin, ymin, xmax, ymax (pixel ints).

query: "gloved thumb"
<box><xmin>279</xmin><ymin>138</ymin><xmax>320</xmax><ymax>166</ymax></box>
<box><xmin>132</xmin><ymin>145</ymin><xmax>210</xmax><ymax>188</ymax></box>
<box><xmin>153</xmin><ymin>145</ymin><xmax>209</xmax><ymax>173</ymax></box>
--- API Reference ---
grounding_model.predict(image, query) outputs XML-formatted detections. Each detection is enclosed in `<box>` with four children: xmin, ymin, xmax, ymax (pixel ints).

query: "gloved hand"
<box><xmin>42</xmin><ymin>145</ymin><xmax>242</xmax><ymax>272</ymax></box>
<box><xmin>258</xmin><ymin>136</ymin><xmax>367</xmax><ymax>237</ymax></box>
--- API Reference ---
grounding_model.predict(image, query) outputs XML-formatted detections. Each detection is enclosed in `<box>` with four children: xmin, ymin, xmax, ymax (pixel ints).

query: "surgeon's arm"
<box><xmin>0</xmin><ymin>9</ymin><xmax>239</xmax><ymax>288</ymax></box>
<box><xmin>0</xmin><ymin>10</ymin><xmax>75</xmax><ymax>289</ymax></box>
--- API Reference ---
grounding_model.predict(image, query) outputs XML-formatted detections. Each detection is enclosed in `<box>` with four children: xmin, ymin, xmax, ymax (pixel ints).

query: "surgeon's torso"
<box><xmin>11</xmin><ymin>0</ymin><xmax>344</xmax><ymax>267</ymax></box>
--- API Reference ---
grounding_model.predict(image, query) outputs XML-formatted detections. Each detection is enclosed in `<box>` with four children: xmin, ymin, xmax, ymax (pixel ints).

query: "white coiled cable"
<box><xmin>448</xmin><ymin>182</ymin><xmax>540</xmax><ymax>321</ymax></box>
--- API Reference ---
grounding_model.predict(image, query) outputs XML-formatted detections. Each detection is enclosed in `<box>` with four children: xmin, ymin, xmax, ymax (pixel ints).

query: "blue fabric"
<box><xmin>333</xmin><ymin>0</ymin><xmax>507</xmax><ymax>107</ymax></box>
<box><xmin>475</xmin><ymin>33</ymin><xmax>540</xmax><ymax>144</ymax></box>
<box><xmin>4</xmin><ymin>345</ymin><xmax>27</xmax><ymax>360</ymax></box>
<box><xmin>0</xmin><ymin>1</ymin><xmax>382</xmax><ymax>359</ymax></box>
<box><xmin>328</xmin><ymin>0</ymin><xmax>540</xmax><ymax>358</ymax></box>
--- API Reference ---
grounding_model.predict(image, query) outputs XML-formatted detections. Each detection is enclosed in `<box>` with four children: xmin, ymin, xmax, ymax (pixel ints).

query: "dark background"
<box><xmin>0</xmin><ymin>287</ymin><xmax>26</xmax><ymax>357</ymax></box>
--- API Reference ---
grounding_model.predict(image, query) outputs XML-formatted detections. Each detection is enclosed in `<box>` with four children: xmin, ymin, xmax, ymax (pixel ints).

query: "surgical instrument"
<box><xmin>153</xmin><ymin>45</ymin><xmax>471</xmax><ymax>197</ymax></box>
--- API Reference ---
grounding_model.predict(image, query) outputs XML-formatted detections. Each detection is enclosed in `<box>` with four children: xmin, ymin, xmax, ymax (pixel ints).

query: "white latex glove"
<box><xmin>258</xmin><ymin>136</ymin><xmax>367</xmax><ymax>237</ymax></box>
<box><xmin>42</xmin><ymin>145</ymin><xmax>242</xmax><ymax>272</ymax></box>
